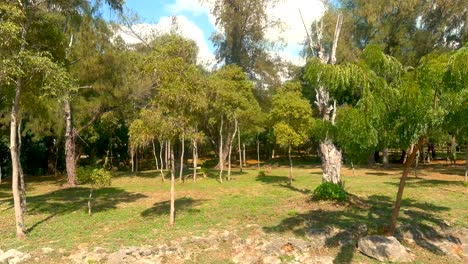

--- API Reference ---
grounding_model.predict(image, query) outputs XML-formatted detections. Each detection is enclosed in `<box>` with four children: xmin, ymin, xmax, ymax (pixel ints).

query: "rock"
<box><xmin>107</xmin><ymin>249</ymin><xmax>129</xmax><ymax>264</ymax></box>
<box><xmin>288</xmin><ymin>238</ymin><xmax>311</xmax><ymax>252</ymax></box>
<box><xmin>306</xmin><ymin>227</ymin><xmax>336</xmax><ymax>249</ymax></box>
<box><xmin>358</xmin><ymin>235</ymin><xmax>412</xmax><ymax>263</ymax></box>
<box><xmin>262</xmin><ymin>255</ymin><xmax>281</xmax><ymax>264</ymax></box>
<box><xmin>68</xmin><ymin>250</ymin><xmax>87</xmax><ymax>264</ymax></box>
<box><xmin>232</xmin><ymin>251</ymin><xmax>261</xmax><ymax>264</ymax></box>
<box><xmin>41</xmin><ymin>247</ymin><xmax>54</xmax><ymax>254</ymax></box>
<box><xmin>0</xmin><ymin>249</ymin><xmax>31</xmax><ymax>264</ymax></box>
<box><xmin>94</xmin><ymin>247</ymin><xmax>107</xmax><ymax>254</ymax></box>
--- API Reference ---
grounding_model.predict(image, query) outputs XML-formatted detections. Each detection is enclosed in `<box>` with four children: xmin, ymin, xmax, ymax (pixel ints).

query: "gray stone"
<box><xmin>0</xmin><ymin>249</ymin><xmax>31</xmax><ymax>264</ymax></box>
<box><xmin>288</xmin><ymin>238</ymin><xmax>311</xmax><ymax>252</ymax></box>
<box><xmin>262</xmin><ymin>255</ymin><xmax>281</xmax><ymax>264</ymax></box>
<box><xmin>358</xmin><ymin>235</ymin><xmax>412</xmax><ymax>263</ymax></box>
<box><xmin>306</xmin><ymin>227</ymin><xmax>335</xmax><ymax>249</ymax></box>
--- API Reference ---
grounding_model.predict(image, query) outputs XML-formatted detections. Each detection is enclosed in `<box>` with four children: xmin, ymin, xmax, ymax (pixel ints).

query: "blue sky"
<box><xmin>103</xmin><ymin>0</ymin><xmax>325</xmax><ymax>66</ymax></box>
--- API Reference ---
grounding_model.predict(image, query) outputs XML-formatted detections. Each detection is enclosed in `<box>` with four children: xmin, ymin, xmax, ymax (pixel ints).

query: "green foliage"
<box><xmin>77</xmin><ymin>166</ymin><xmax>112</xmax><ymax>188</ymax></box>
<box><xmin>257</xmin><ymin>170</ymin><xmax>266</xmax><ymax>177</ymax></box>
<box><xmin>270</xmin><ymin>82</ymin><xmax>313</xmax><ymax>148</ymax></box>
<box><xmin>313</xmin><ymin>182</ymin><xmax>347</xmax><ymax>202</ymax></box>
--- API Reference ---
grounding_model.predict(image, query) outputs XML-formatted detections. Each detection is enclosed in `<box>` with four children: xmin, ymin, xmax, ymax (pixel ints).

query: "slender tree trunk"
<box><xmin>159</xmin><ymin>141</ymin><xmax>165</xmax><ymax>181</ymax></box>
<box><xmin>193</xmin><ymin>140</ymin><xmax>198</xmax><ymax>181</ymax></box>
<box><xmin>383</xmin><ymin>147</ymin><xmax>389</xmax><ymax>168</ymax></box>
<box><xmin>238</xmin><ymin>125</ymin><xmax>242</xmax><ymax>172</ymax></box>
<box><xmin>464</xmin><ymin>144</ymin><xmax>467</xmax><ymax>183</ymax></box>
<box><xmin>169</xmin><ymin>143</ymin><xmax>176</xmax><ymax>226</ymax></box>
<box><xmin>165</xmin><ymin>140</ymin><xmax>169</xmax><ymax>170</ymax></box>
<box><xmin>228</xmin><ymin>119</ymin><xmax>238</xmax><ymax>181</ymax></box>
<box><xmin>11</xmin><ymin>74</ymin><xmax>26</xmax><ymax>239</ymax></box>
<box><xmin>319</xmin><ymin>140</ymin><xmax>342</xmax><ymax>184</ymax></box>
<box><xmin>329</xmin><ymin>14</ymin><xmax>343</xmax><ymax>65</ymax></box>
<box><xmin>152</xmin><ymin>140</ymin><xmax>159</xmax><ymax>170</ymax></box>
<box><xmin>414</xmin><ymin>149</ymin><xmax>420</xmax><ymax>178</ymax></box>
<box><xmin>219</xmin><ymin>117</ymin><xmax>224</xmax><ymax>183</ymax></box>
<box><xmin>243</xmin><ymin>143</ymin><xmax>246</xmax><ymax>167</ymax></box>
<box><xmin>351</xmin><ymin>162</ymin><xmax>356</xmax><ymax>177</ymax></box>
<box><xmin>64</xmin><ymin>98</ymin><xmax>77</xmax><ymax>186</ymax></box>
<box><xmin>288</xmin><ymin>143</ymin><xmax>293</xmax><ymax>185</ymax></box>
<box><xmin>389</xmin><ymin>136</ymin><xmax>425</xmax><ymax>234</ymax></box>
<box><xmin>135</xmin><ymin>147</ymin><xmax>139</xmax><ymax>173</ymax></box>
<box><xmin>130</xmin><ymin>146</ymin><xmax>134</xmax><ymax>173</ymax></box>
<box><xmin>257</xmin><ymin>136</ymin><xmax>260</xmax><ymax>170</ymax></box>
<box><xmin>88</xmin><ymin>188</ymin><xmax>94</xmax><ymax>216</ymax></box>
<box><xmin>17</xmin><ymin>119</ymin><xmax>26</xmax><ymax>214</ymax></box>
<box><xmin>179</xmin><ymin>132</ymin><xmax>185</xmax><ymax>182</ymax></box>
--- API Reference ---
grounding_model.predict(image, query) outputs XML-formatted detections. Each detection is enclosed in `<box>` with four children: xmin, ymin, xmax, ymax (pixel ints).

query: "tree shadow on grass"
<box><xmin>277</xmin><ymin>183</ymin><xmax>311</xmax><ymax>194</ymax></box>
<box><xmin>24</xmin><ymin>187</ymin><xmax>147</xmax><ymax>233</ymax></box>
<box><xmin>140</xmin><ymin>197</ymin><xmax>206</xmax><ymax>217</ymax></box>
<box><xmin>384</xmin><ymin>179</ymin><xmax>464</xmax><ymax>188</ymax></box>
<box><xmin>263</xmin><ymin>194</ymin><xmax>455</xmax><ymax>263</ymax></box>
<box><xmin>256</xmin><ymin>175</ymin><xmax>290</xmax><ymax>183</ymax></box>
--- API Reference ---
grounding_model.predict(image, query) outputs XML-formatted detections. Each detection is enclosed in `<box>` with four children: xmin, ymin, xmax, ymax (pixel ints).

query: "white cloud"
<box><xmin>166</xmin><ymin>0</ymin><xmax>217</xmax><ymax>28</ymax></box>
<box><xmin>115</xmin><ymin>15</ymin><xmax>216</xmax><ymax>67</ymax></box>
<box><xmin>267</xmin><ymin>0</ymin><xmax>325</xmax><ymax>65</ymax></box>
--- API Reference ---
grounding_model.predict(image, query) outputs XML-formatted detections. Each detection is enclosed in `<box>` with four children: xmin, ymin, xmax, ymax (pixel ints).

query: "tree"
<box><xmin>270</xmin><ymin>82</ymin><xmax>313</xmax><ymax>185</ymax></box>
<box><xmin>77</xmin><ymin>167</ymin><xmax>112</xmax><ymax>216</ymax></box>
<box><xmin>388</xmin><ymin>47</ymin><xmax>468</xmax><ymax>234</ymax></box>
<box><xmin>205</xmin><ymin>65</ymin><xmax>263</xmax><ymax>181</ymax></box>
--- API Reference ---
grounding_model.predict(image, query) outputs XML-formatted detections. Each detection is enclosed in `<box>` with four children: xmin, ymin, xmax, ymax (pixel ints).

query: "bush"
<box><xmin>258</xmin><ymin>170</ymin><xmax>266</xmax><ymax>177</ymax></box>
<box><xmin>313</xmin><ymin>182</ymin><xmax>347</xmax><ymax>202</ymax></box>
<box><xmin>77</xmin><ymin>166</ymin><xmax>112</xmax><ymax>188</ymax></box>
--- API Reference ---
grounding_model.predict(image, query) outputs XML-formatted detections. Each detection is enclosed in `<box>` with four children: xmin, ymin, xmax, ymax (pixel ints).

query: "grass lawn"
<box><xmin>0</xmin><ymin>162</ymin><xmax>467</xmax><ymax>263</ymax></box>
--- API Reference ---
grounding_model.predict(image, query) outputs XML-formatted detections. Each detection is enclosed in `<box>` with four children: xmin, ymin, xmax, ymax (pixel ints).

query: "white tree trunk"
<box><xmin>152</xmin><ymin>140</ymin><xmax>159</xmax><ymax>170</ymax></box>
<box><xmin>179</xmin><ymin>132</ymin><xmax>185</xmax><ymax>181</ymax></box>
<box><xmin>288</xmin><ymin>143</ymin><xmax>293</xmax><ymax>185</ymax></box>
<box><xmin>159</xmin><ymin>140</ymin><xmax>165</xmax><ymax>182</ymax></box>
<box><xmin>192</xmin><ymin>140</ymin><xmax>198</xmax><ymax>181</ymax></box>
<box><xmin>11</xmin><ymin>74</ymin><xmax>26</xmax><ymax>239</ymax></box>
<box><xmin>18</xmin><ymin>119</ymin><xmax>26</xmax><ymax>214</ymax></box>
<box><xmin>219</xmin><ymin>117</ymin><xmax>224</xmax><ymax>183</ymax></box>
<box><xmin>169</xmin><ymin>142</ymin><xmax>176</xmax><ymax>226</ymax></box>
<box><xmin>383</xmin><ymin>147</ymin><xmax>390</xmax><ymax>168</ymax></box>
<box><xmin>237</xmin><ymin>125</ymin><xmax>242</xmax><ymax>172</ymax></box>
<box><xmin>319</xmin><ymin>140</ymin><xmax>342</xmax><ymax>184</ymax></box>
<box><xmin>243</xmin><ymin>143</ymin><xmax>246</xmax><ymax>167</ymax></box>
<box><xmin>228</xmin><ymin>119</ymin><xmax>238</xmax><ymax>181</ymax></box>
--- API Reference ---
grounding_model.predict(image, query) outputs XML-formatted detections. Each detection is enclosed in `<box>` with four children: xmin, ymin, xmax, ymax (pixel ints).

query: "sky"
<box><xmin>103</xmin><ymin>0</ymin><xmax>325</xmax><ymax>66</ymax></box>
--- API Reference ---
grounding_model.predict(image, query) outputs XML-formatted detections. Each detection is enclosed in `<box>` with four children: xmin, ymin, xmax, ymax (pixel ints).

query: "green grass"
<box><xmin>0</xmin><ymin>164</ymin><xmax>467</xmax><ymax>263</ymax></box>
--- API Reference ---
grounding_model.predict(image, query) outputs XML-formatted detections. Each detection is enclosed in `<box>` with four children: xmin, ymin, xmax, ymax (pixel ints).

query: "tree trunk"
<box><xmin>257</xmin><ymin>136</ymin><xmax>260</xmax><ymax>170</ymax></box>
<box><xmin>130</xmin><ymin>146</ymin><xmax>134</xmax><ymax>173</ymax></box>
<box><xmin>88</xmin><ymin>188</ymin><xmax>94</xmax><ymax>216</ymax></box>
<box><xmin>179</xmin><ymin>132</ymin><xmax>185</xmax><ymax>182</ymax></box>
<box><xmin>64</xmin><ymin>98</ymin><xmax>77</xmax><ymax>187</ymax></box>
<box><xmin>152</xmin><ymin>140</ymin><xmax>159</xmax><ymax>170</ymax></box>
<box><xmin>351</xmin><ymin>162</ymin><xmax>356</xmax><ymax>177</ymax></box>
<box><xmin>389</xmin><ymin>136</ymin><xmax>425</xmax><ymax>234</ymax></box>
<box><xmin>192</xmin><ymin>140</ymin><xmax>198</xmax><ymax>181</ymax></box>
<box><xmin>169</xmin><ymin>142</ymin><xmax>176</xmax><ymax>226</ymax></box>
<box><xmin>319</xmin><ymin>140</ymin><xmax>342</xmax><ymax>184</ymax></box>
<box><xmin>228</xmin><ymin>119</ymin><xmax>238</xmax><ymax>181</ymax></box>
<box><xmin>238</xmin><ymin>125</ymin><xmax>242</xmax><ymax>172</ymax></box>
<box><xmin>329</xmin><ymin>14</ymin><xmax>343</xmax><ymax>65</ymax></box>
<box><xmin>17</xmin><ymin>119</ymin><xmax>26</xmax><ymax>214</ymax></box>
<box><xmin>165</xmin><ymin>140</ymin><xmax>169</xmax><ymax>170</ymax></box>
<box><xmin>159</xmin><ymin>140</ymin><xmax>165</xmax><ymax>182</ymax></box>
<box><xmin>414</xmin><ymin>148</ymin><xmax>420</xmax><ymax>178</ymax></box>
<box><xmin>465</xmin><ymin>144</ymin><xmax>467</xmax><ymax>183</ymax></box>
<box><xmin>11</xmin><ymin>75</ymin><xmax>26</xmax><ymax>239</ymax></box>
<box><xmin>288</xmin><ymin>143</ymin><xmax>293</xmax><ymax>185</ymax></box>
<box><xmin>219</xmin><ymin>117</ymin><xmax>224</xmax><ymax>183</ymax></box>
<box><xmin>383</xmin><ymin>147</ymin><xmax>389</xmax><ymax>168</ymax></box>
<box><xmin>243</xmin><ymin>143</ymin><xmax>246</xmax><ymax>167</ymax></box>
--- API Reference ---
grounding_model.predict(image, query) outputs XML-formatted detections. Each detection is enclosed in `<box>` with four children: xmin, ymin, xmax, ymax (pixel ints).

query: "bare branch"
<box><xmin>329</xmin><ymin>14</ymin><xmax>343</xmax><ymax>65</ymax></box>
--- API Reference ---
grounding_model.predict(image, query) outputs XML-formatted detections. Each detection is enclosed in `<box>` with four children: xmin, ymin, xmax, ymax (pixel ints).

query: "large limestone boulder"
<box><xmin>358</xmin><ymin>235</ymin><xmax>412</xmax><ymax>263</ymax></box>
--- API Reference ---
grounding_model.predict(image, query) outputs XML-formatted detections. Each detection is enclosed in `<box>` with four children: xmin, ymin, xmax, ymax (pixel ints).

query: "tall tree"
<box><xmin>270</xmin><ymin>82</ymin><xmax>313</xmax><ymax>185</ymax></box>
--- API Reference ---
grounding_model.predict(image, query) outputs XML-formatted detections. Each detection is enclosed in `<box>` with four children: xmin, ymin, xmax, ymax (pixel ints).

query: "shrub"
<box><xmin>257</xmin><ymin>170</ymin><xmax>266</xmax><ymax>177</ymax></box>
<box><xmin>313</xmin><ymin>182</ymin><xmax>347</xmax><ymax>202</ymax></box>
<box><xmin>77</xmin><ymin>166</ymin><xmax>112</xmax><ymax>215</ymax></box>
